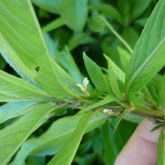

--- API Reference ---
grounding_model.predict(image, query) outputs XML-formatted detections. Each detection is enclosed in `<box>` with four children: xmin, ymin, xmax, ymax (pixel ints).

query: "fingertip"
<box><xmin>135</xmin><ymin>119</ymin><xmax>161</xmax><ymax>143</ymax></box>
<box><xmin>115</xmin><ymin>119</ymin><xmax>160</xmax><ymax>165</ymax></box>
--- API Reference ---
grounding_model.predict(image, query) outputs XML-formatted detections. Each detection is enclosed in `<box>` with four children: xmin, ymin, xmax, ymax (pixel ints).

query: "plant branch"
<box><xmin>42</xmin><ymin>17</ymin><xmax>64</xmax><ymax>32</ymax></box>
<box><xmin>98</xmin><ymin>15</ymin><xmax>133</xmax><ymax>54</ymax></box>
<box><xmin>131</xmin><ymin>108</ymin><xmax>164</xmax><ymax>120</ymax></box>
<box><xmin>103</xmin><ymin>106</ymin><xmax>164</xmax><ymax>120</ymax></box>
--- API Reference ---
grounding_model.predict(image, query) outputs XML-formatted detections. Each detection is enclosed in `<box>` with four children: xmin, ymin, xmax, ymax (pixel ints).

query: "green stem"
<box><xmin>108</xmin><ymin>106</ymin><xmax>164</xmax><ymax>120</ymax></box>
<box><xmin>131</xmin><ymin>108</ymin><xmax>164</xmax><ymax>119</ymax></box>
<box><xmin>157</xmin><ymin>129</ymin><xmax>165</xmax><ymax>165</ymax></box>
<box><xmin>42</xmin><ymin>17</ymin><xmax>64</xmax><ymax>32</ymax></box>
<box><xmin>98</xmin><ymin>15</ymin><xmax>133</xmax><ymax>54</ymax></box>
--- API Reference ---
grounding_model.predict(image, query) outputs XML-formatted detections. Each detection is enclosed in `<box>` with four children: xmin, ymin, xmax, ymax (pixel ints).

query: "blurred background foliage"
<box><xmin>0</xmin><ymin>0</ymin><xmax>158</xmax><ymax>164</ymax></box>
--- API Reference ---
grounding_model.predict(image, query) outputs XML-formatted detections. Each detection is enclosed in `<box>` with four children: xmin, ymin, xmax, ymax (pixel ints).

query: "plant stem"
<box><xmin>98</xmin><ymin>15</ymin><xmax>133</xmax><ymax>54</ymax></box>
<box><xmin>131</xmin><ymin>108</ymin><xmax>164</xmax><ymax>119</ymax></box>
<box><xmin>55</xmin><ymin>102</ymin><xmax>68</xmax><ymax>109</ymax></box>
<box><xmin>107</xmin><ymin>106</ymin><xmax>164</xmax><ymax>120</ymax></box>
<box><xmin>42</xmin><ymin>17</ymin><xmax>64</xmax><ymax>32</ymax></box>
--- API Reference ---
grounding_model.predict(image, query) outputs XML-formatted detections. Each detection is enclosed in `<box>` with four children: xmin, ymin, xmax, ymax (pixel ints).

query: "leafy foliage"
<box><xmin>0</xmin><ymin>0</ymin><xmax>165</xmax><ymax>164</ymax></box>
<box><xmin>125</xmin><ymin>0</ymin><xmax>165</xmax><ymax>99</ymax></box>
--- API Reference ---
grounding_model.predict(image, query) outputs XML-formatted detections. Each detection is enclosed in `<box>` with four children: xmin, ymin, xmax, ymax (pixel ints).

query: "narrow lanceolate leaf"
<box><xmin>83</xmin><ymin>53</ymin><xmax>108</xmax><ymax>92</ymax></box>
<box><xmin>0</xmin><ymin>102</ymin><xmax>62</xmax><ymax>165</ymax></box>
<box><xmin>0</xmin><ymin>70</ymin><xmax>49</xmax><ymax>102</ymax></box>
<box><xmin>0</xmin><ymin>0</ymin><xmax>71</xmax><ymax>98</ymax></box>
<box><xmin>104</xmin><ymin>55</ymin><xmax>125</xmax><ymax>83</ymax></box>
<box><xmin>105</xmin><ymin>56</ymin><xmax>122</xmax><ymax>99</ymax></box>
<box><xmin>101</xmin><ymin>121</ymin><xmax>118</xmax><ymax>165</ymax></box>
<box><xmin>0</xmin><ymin>101</ymin><xmax>36</xmax><ymax>124</ymax></box>
<box><xmin>125</xmin><ymin>0</ymin><xmax>165</xmax><ymax>99</ymax></box>
<box><xmin>47</xmin><ymin>112</ymin><xmax>92</xmax><ymax>165</ymax></box>
<box><xmin>157</xmin><ymin>129</ymin><xmax>165</xmax><ymax>165</ymax></box>
<box><xmin>12</xmin><ymin>111</ymin><xmax>107</xmax><ymax>165</ymax></box>
<box><xmin>0</xmin><ymin>33</ymin><xmax>34</xmax><ymax>82</ymax></box>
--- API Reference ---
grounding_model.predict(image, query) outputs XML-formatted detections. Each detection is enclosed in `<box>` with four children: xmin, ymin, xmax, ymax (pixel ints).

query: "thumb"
<box><xmin>115</xmin><ymin>119</ymin><xmax>161</xmax><ymax>165</ymax></box>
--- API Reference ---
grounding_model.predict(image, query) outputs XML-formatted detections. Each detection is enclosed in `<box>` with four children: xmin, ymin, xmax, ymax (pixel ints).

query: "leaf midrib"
<box><xmin>126</xmin><ymin>37</ymin><xmax>165</xmax><ymax>97</ymax></box>
<box><xmin>0</xmin><ymin>71</ymin><xmax>48</xmax><ymax>97</ymax></box>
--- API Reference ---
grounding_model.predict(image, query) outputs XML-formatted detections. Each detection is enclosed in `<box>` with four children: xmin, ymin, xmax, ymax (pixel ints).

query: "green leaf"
<box><xmin>147</xmin><ymin>74</ymin><xmax>165</xmax><ymax>109</ymax></box>
<box><xmin>105</xmin><ymin>56</ymin><xmax>123</xmax><ymax>99</ymax></box>
<box><xmin>0</xmin><ymin>101</ymin><xmax>36</xmax><ymax>124</ymax></box>
<box><xmin>158</xmin><ymin>75</ymin><xmax>165</xmax><ymax>108</ymax></box>
<box><xmin>88</xmin><ymin>12</ymin><xmax>105</xmax><ymax>32</ymax></box>
<box><xmin>0</xmin><ymin>0</ymin><xmax>51</xmax><ymax>72</ymax></box>
<box><xmin>157</xmin><ymin>129</ymin><xmax>165</xmax><ymax>165</ymax></box>
<box><xmin>0</xmin><ymin>102</ymin><xmax>61</xmax><ymax>165</ymax></box>
<box><xmin>68</xmin><ymin>32</ymin><xmax>90</xmax><ymax>51</ymax></box>
<box><xmin>42</xmin><ymin>17</ymin><xmax>64</xmax><ymax>32</ymax></box>
<box><xmin>47</xmin><ymin>112</ymin><xmax>92</xmax><ymax>165</ymax></box>
<box><xmin>31</xmin><ymin>111</ymin><xmax>107</xmax><ymax>155</ymax></box>
<box><xmin>0</xmin><ymin>0</ymin><xmax>71</xmax><ymax>98</ymax></box>
<box><xmin>89</xmin><ymin>3</ymin><xmax>122</xmax><ymax>23</ymax></box>
<box><xmin>101</xmin><ymin>121</ymin><xmax>118</xmax><ymax>165</ymax></box>
<box><xmin>33</xmin><ymin>0</ymin><xmax>88</xmax><ymax>31</ymax></box>
<box><xmin>0</xmin><ymin>70</ymin><xmax>50</xmax><ymax>102</ymax></box>
<box><xmin>0</xmin><ymin>33</ymin><xmax>34</xmax><ymax>82</ymax></box>
<box><xmin>129</xmin><ymin>0</ymin><xmax>153</xmax><ymax>20</ymax></box>
<box><xmin>13</xmin><ymin>111</ymin><xmax>108</xmax><ymax>164</ymax></box>
<box><xmin>83</xmin><ymin>53</ymin><xmax>108</xmax><ymax>92</ymax></box>
<box><xmin>134</xmin><ymin>17</ymin><xmax>148</xmax><ymax>27</ymax></box>
<box><xmin>125</xmin><ymin>0</ymin><xmax>165</xmax><ymax>99</ymax></box>
<box><xmin>51</xmin><ymin>60</ymin><xmax>80</xmax><ymax>98</ymax></box>
<box><xmin>105</xmin><ymin>55</ymin><xmax>125</xmax><ymax>83</ymax></box>
<box><xmin>32</xmin><ymin>0</ymin><xmax>60</xmax><ymax>14</ymax></box>
<box><xmin>58</xmin><ymin>0</ymin><xmax>88</xmax><ymax>32</ymax></box>
<box><xmin>122</xmin><ymin>27</ymin><xmax>139</xmax><ymax>48</ymax></box>
<box><xmin>97</xmin><ymin>14</ymin><xmax>133</xmax><ymax>54</ymax></box>
<box><xmin>117</xmin><ymin>0</ymin><xmax>130</xmax><ymax>25</ymax></box>
<box><xmin>117</xmin><ymin>47</ymin><xmax>130</xmax><ymax>72</ymax></box>
<box><xmin>54</xmin><ymin>48</ymin><xmax>83</xmax><ymax>82</ymax></box>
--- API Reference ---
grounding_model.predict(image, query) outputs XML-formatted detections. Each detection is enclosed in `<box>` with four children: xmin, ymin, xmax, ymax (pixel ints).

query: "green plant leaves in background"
<box><xmin>89</xmin><ymin>3</ymin><xmax>122</xmax><ymax>23</ymax></box>
<box><xmin>54</xmin><ymin>48</ymin><xmax>83</xmax><ymax>82</ymax></box>
<box><xmin>126</xmin><ymin>0</ymin><xmax>165</xmax><ymax>99</ymax></box>
<box><xmin>32</xmin><ymin>0</ymin><xmax>88</xmax><ymax>31</ymax></box>
<box><xmin>48</xmin><ymin>112</ymin><xmax>92</xmax><ymax>165</ymax></box>
<box><xmin>0</xmin><ymin>0</ymin><xmax>164</xmax><ymax>164</ymax></box>
<box><xmin>0</xmin><ymin>102</ymin><xmax>58</xmax><ymax>165</ymax></box>
<box><xmin>101</xmin><ymin>121</ymin><xmax>118</xmax><ymax>165</ymax></box>
<box><xmin>129</xmin><ymin>0</ymin><xmax>153</xmax><ymax>21</ymax></box>
<box><xmin>117</xmin><ymin>47</ymin><xmax>130</xmax><ymax>72</ymax></box>
<box><xmin>12</xmin><ymin>111</ymin><xmax>108</xmax><ymax>164</ymax></box>
<box><xmin>32</xmin><ymin>0</ymin><xmax>60</xmax><ymax>14</ymax></box>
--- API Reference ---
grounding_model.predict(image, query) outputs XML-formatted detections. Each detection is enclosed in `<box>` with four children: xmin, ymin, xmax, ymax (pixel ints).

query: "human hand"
<box><xmin>115</xmin><ymin>120</ymin><xmax>161</xmax><ymax>165</ymax></box>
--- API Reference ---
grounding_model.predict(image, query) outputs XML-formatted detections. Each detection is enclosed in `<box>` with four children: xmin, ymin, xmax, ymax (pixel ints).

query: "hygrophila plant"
<box><xmin>0</xmin><ymin>0</ymin><xmax>165</xmax><ymax>164</ymax></box>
